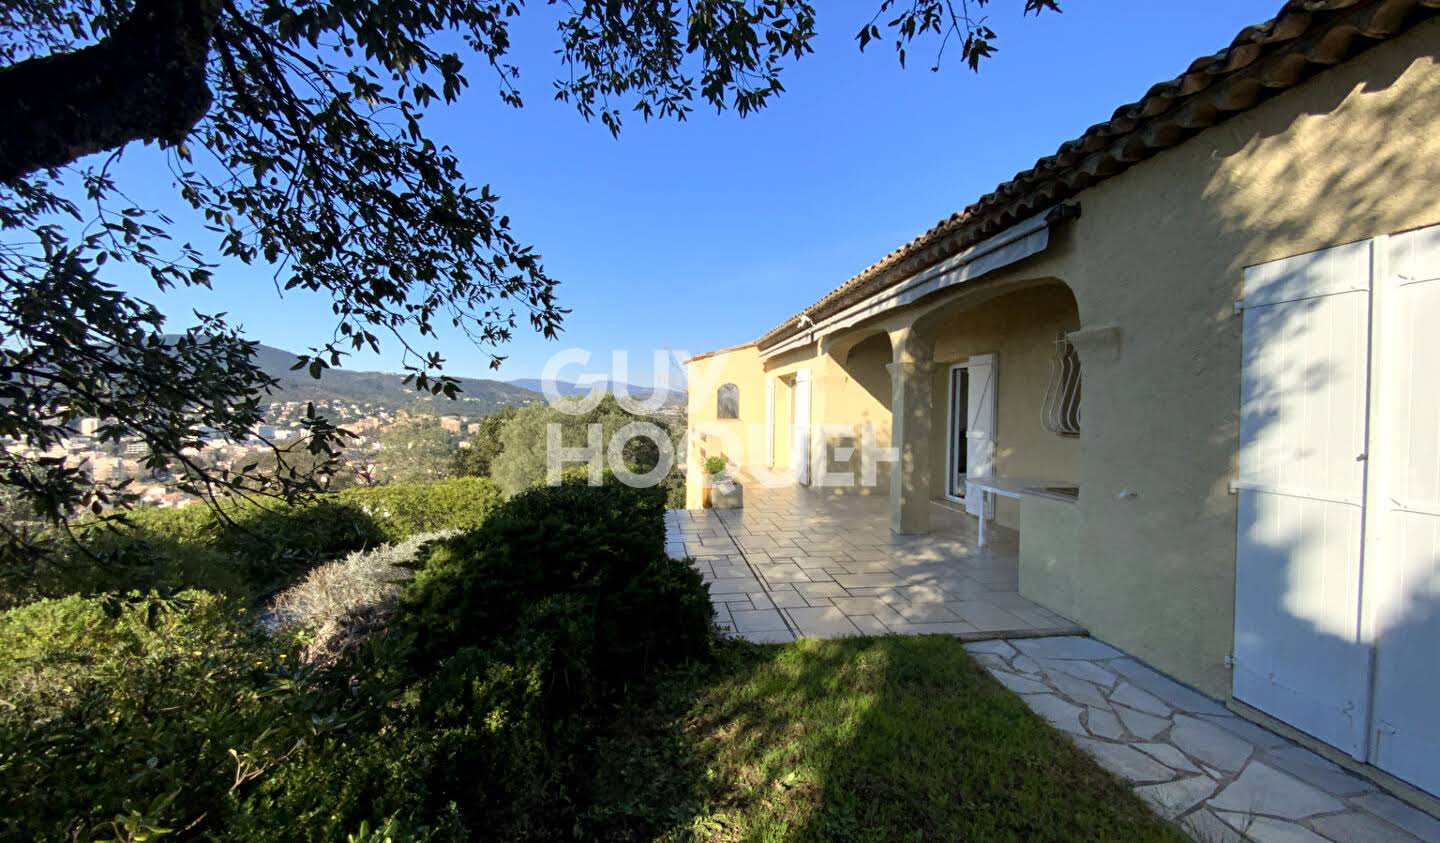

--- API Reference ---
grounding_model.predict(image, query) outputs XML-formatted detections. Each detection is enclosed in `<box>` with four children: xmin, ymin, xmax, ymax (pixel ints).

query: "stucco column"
<box><xmin>684</xmin><ymin>427</ymin><xmax>706</xmax><ymax>509</ymax></box>
<box><xmin>887</xmin><ymin>325</ymin><xmax>933</xmax><ymax>534</ymax></box>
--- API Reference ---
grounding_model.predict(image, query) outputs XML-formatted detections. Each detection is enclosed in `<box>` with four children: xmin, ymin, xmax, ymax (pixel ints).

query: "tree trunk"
<box><xmin>0</xmin><ymin>0</ymin><xmax>223</xmax><ymax>183</ymax></box>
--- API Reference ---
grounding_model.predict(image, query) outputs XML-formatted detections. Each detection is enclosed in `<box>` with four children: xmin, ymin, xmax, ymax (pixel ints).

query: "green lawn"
<box><xmin>579</xmin><ymin>635</ymin><xmax>1191</xmax><ymax>842</ymax></box>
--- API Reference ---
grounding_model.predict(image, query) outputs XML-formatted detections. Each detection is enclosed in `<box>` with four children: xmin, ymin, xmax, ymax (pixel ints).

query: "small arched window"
<box><xmin>717</xmin><ymin>383</ymin><xmax>740</xmax><ymax>419</ymax></box>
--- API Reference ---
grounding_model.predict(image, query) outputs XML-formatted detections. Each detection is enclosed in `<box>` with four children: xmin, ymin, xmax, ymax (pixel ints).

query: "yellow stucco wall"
<box><xmin>814</xmin><ymin>332</ymin><xmax>894</xmax><ymax>496</ymax></box>
<box><xmin>924</xmin><ymin>284</ymin><xmax>1081</xmax><ymax>528</ymax></box>
<box><xmin>685</xmin><ymin>19</ymin><xmax>1440</xmax><ymax>696</ymax></box>
<box><xmin>1018</xmin><ymin>493</ymin><xmax>1080</xmax><ymax>619</ymax></box>
<box><xmin>684</xmin><ymin>345</ymin><xmax>766</xmax><ymax>509</ymax></box>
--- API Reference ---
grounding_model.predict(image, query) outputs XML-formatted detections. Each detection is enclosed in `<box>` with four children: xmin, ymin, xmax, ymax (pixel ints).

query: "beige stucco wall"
<box><xmin>924</xmin><ymin>284</ymin><xmax>1081</xmax><ymax>528</ymax></box>
<box><xmin>1046</xmin><ymin>20</ymin><xmax>1440</xmax><ymax>696</ymax></box>
<box><xmin>1018</xmin><ymin>494</ymin><xmax>1080</xmax><ymax>620</ymax></box>
<box><xmin>685</xmin><ymin>19</ymin><xmax>1440</xmax><ymax>696</ymax></box>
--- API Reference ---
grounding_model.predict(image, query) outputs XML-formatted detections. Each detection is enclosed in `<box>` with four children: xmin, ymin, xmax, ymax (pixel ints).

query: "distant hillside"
<box><xmin>508</xmin><ymin>378</ymin><xmax>688</xmax><ymax>405</ymax></box>
<box><xmin>245</xmin><ymin>342</ymin><xmax>542</xmax><ymax>417</ymax></box>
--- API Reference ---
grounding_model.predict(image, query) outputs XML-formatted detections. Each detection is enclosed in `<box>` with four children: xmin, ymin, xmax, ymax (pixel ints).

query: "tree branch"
<box><xmin>0</xmin><ymin>0</ymin><xmax>224</xmax><ymax>183</ymax></box>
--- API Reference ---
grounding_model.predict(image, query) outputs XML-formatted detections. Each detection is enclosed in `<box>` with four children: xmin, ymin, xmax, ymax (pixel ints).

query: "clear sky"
<box><xmin>87</xmin><ymin>1</ymin><xmax>1275</xmax><ymax>387</ymax></box>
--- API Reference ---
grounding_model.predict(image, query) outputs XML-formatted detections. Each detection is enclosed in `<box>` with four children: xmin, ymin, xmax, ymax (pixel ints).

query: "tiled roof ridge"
<box><xmin>754</xmin><ymin>0</ymin><xmax>1439</xmax><ymax>351</ymax></box>
<box><xmin>683</xmin><ymin>341</ymin><xmax>758</xmax><ymax>364</ymax></box>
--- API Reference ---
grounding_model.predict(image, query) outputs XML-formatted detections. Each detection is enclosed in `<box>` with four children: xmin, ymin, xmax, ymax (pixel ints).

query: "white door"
<box><xmin>764</xmin><ymin>378</ymin><xmax>776</xmax><ymax>466</ymax></box>
<box><xmin>1366</xmin><ymin>225</ymin><xmax>1440</xmax><ymax>794</ymax></box>
<box><xmin>1233</xmin><ymin>240</ymin><xmax>1374</xmax><ymax>757</ymax></box>
<box><xmin>1235</xmin><ymin>230</ymin><xmax>1440</xmax><ymax>793</ymax></box>
<box><xmin>965</xmin><ymin>353</ymin><xmax>997</xmax><ymax>518</ymax></box>
<box><xmin>793</xmin><ymin>369</ymin><xmax>811</xmax><ymax>486</ymax></box>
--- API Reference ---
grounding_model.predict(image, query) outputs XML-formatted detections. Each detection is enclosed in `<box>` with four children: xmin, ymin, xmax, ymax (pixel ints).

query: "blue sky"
<box><xmin>88</xmin><ymin>1</ymin><xmax>1274</xmax><ymax>387</ymax></box>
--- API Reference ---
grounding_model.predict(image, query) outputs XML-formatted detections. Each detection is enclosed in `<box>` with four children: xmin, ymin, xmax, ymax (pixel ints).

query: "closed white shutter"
<box><xmin>793</xmin><ymin>369</ymin><xmax>812</xmax><ymax>486</ymax></box>
<box><xmin>1233</xmin><ymin>240</ymin><xmax>1373</xmax><ymax>757</ymax></box>
<box><xmin>965</xmin><ymin>353</ymin><xmax>997</xmax><ymax>517</ymax></box>
<box><xmin>1367</xmin><ymin>225</ymin><xmax>1440</xmax><ymax>794</ymax></box>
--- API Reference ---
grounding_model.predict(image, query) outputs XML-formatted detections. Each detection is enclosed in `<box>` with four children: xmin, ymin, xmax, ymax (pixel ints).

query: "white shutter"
<box><xmin>793</xmin><ymin>369</ymin><xmax>812</xmax><ymax>486</ymax></box>
<box><xmin>764</xmin><ymin>378</ymin><xmax>776</xmax><ymax>466</ymax></box>
<box><xmin>1233</xmin><ymin>240</ymin><xmax>1373</xmax><ymax>757</ymax></box>
<box><xmin>1367</xmin><ymin>225</ymin><xmax>1440</xmax><ymax>794</ymax></box>
<box><xmin>965</xmin><ymin>353</ymin><xmax>997</xmax><ymax>517</ymax></box>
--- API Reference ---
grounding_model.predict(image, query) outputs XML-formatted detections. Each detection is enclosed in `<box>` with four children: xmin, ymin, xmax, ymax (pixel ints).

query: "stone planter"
<box><xmin>702</xmin><ymin>470</ymin><xmax>723</xmax><ymax>508</ymax></box>
<box><xmin>709</xmin><ymin>477</ymin><xmax>743</xmax><ymax>509</ymax></box>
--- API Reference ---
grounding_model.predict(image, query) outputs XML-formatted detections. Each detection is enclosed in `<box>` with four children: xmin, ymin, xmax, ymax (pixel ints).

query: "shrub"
<box><xmin>402</xmin><ymin>478</ymin><xmax>688</xmax><ymax>662</ymax></box>
<box><xmin>233</xmin><ymin>479</ymin><xmax>715</xmax><ymax>839</ymax></box>
<box><xmin>0</xmin><ymin>591</ymin><xmax>316</xmax><ymax>840</ymax></box>
<box><xmin>43</xmin><ymin>497</ymin><xmax>386</xmax><ymax>605</ymax></box>
<box><xmin>704</xmin><ymin>456</ymin><xmax>727</xmax><ymax>475</ymax></box>
<box><xmin>5</xmin><ymin>477</ymin><xmax>502</xmax><ymax>608</ymax></box>
<box><xmin>0</xmin><ymin>478</ymin><xmax>711</xmax><ymax>841</ymax></box>
<box><xmin>379</xmin><ymin>479</ymin><xmax>713</xmax><ymax>834</ymax></box>
<box><xmin>267</xmin><ymin>530</ymin><xmax>454</xmax><ymax>665</ymax></box>
<box><xmin>341</xmin><ymin>477</ymin><xmax>501</xmax><ymax>543</ymax></box>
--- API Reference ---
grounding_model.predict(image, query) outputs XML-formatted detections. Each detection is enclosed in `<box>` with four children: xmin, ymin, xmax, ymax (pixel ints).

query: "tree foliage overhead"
<box><xmin>0</xmin><ymin>0</ymin><xmax>1057</xmax><ymax>559</ymax></box>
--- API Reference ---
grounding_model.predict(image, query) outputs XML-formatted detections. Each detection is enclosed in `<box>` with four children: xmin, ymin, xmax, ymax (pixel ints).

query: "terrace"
<box><xmin>665</xmin><ymin>475</ymin><xmax>1083</xmax><ymax>643</ymax></box>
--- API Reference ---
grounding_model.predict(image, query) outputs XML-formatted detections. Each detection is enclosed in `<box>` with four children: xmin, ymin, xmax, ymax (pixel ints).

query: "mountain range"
<box><xmin>506</xmin><ymin>378</ymin><xmax>685</xmax><ymax>402</ymax></box>
<box><xmin>245</xmin><ymin>343</ymin><xmax>686</xmax><ymax>417</ymax></box>
<box><xmin>248</xmin><ymin>342</ymin><xmax>541</xmax><ymax>417</ymax></box>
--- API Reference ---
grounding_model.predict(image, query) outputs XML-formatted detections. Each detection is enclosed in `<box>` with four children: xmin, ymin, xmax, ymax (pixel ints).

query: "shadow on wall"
<box><xmin>910</xmin><ymin>280</ymin><xmax>1082</xmax><ymax>516</ymax></box>
<box><xmin>1229</xmin><ymin>251</ymin><xmax>1440</xmax><ymax>789</ymax></box>
<box><xmin>1193</xmin><ymin>39</ymin><xmax>1440</xmax><ymax>790</ymax></box>
<box><xmin>815</xmin><ymin>420</ymin><xmax>894</xmax><ymax>498</ymax></box>
<box><xmin>821</xmin><ymin>331</ymin><xmax>895</xmax><ymax>497</ymax></box>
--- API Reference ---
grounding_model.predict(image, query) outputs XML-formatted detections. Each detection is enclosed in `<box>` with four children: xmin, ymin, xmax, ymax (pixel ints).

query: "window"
<box><xmin>1041</xmin><ymin>334</ymin><xmax>1081</xmax><ymax>436</ymax></box>
<box><xmin>717</xmin><ymin>383</ymin><xmax>740</xmax><ymax>419</ymax></box>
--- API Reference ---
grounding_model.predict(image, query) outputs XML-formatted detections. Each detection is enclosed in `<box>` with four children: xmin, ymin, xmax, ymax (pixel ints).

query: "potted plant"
<box><xmin>702</xmin><ymin>456</ymin><xmax>726</xmax><ymax>507</ymax></box>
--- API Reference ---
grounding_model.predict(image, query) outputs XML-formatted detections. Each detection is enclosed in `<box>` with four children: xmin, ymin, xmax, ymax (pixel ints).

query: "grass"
<box><xmin>578</xmin><ymin>635</ymin><xmax>1192</xmax><ymax>842</ymax></box>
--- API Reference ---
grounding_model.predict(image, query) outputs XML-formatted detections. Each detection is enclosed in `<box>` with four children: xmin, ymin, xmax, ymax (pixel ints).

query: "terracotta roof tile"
<box><xmin>755</xmin><ymin>0</ymin><xmax>1440</xmax><ymax>351</ymax></box>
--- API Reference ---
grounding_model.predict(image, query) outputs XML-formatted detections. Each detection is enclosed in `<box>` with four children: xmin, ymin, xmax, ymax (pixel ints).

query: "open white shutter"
<box><xmin>764</xmin><ymin>379</ymin><xmax>776</xmax><ymax>466</ymax></box>
<box><xmin>965</xmin><ymin>353</ymin><xmax>997</xmax><ymax>517</ymax></box>
<box><xmin>793</xmin><ymin>370</ymin><xmax>812</xmax><ymax>486</ymax></box>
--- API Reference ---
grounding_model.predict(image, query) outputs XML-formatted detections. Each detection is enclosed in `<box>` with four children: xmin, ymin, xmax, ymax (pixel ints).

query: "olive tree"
<box><xmin>0</xmin><ymin>0</ymin><xmax>1058</xmax><ymax>566</ymax></box>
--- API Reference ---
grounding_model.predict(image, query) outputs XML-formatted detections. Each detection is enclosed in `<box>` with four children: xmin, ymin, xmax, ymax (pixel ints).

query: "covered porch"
<box><xmin>665</xmin><ymin>475</ymin><xmax>1083</xmax><ymax>643</ymax></box>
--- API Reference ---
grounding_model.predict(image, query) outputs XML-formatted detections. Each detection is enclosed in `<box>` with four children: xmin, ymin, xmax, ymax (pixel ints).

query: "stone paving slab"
<box><xmin>666</xmin><ymin>479</ymin><xmax>1084</xmax><ymax>646</ymax></box>
<box><xmin>966</xmin><ymin>635</ymin><xmax>1439</xmax><ymax>843</ymax></box>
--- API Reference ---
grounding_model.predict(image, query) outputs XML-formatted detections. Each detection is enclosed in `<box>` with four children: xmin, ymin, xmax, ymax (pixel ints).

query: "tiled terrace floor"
<box><xmin>664</xmin><ymin>479</ymin><xmax>1083</xmax><ymax>643</ymax></box>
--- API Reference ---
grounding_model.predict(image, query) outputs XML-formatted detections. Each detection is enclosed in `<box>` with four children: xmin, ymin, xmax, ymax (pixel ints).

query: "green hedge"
<box><xmin>9</xmin><ymin>478</ymin><xmax>503</xmax><ymax>607</ymax></box>
<box><xmin>364</xmin><ymin>479</ymin><xmax>714</xmax><ymax>836</ymax></box>
<box><xmin>0</xmin><ymin>591</ymin><xmax>314</xmax><ymax>841</ymax></box>
<box><xmin>341</xmin><ymin>477</ymin><xmax>502</xmax><ymax>543</ymax></box>
<box><xmin>0</xmin><ymin>479</ymin><xmax>714</xmax><ymax>841</ymax></box>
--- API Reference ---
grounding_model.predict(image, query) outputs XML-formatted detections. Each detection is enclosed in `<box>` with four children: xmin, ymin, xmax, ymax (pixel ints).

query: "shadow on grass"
<box><xmin>579</xmin><ymin>635</ymin><xmax>1189</xmax><ymax>842</ymax></box>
